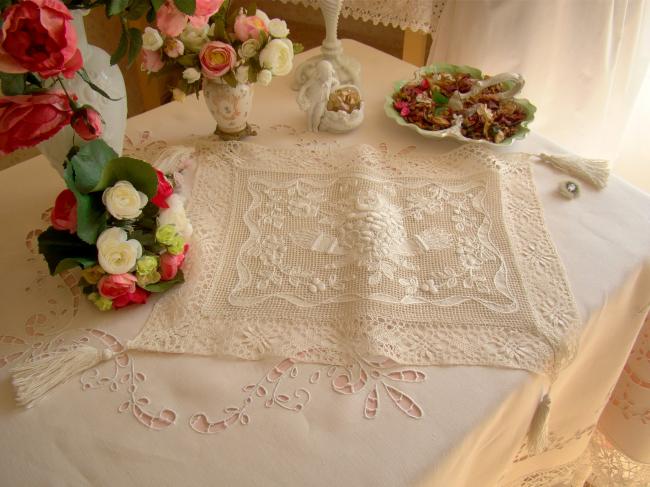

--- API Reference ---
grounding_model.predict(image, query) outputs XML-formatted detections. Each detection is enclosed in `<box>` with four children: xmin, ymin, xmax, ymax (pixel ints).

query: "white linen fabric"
<box><xmin>130</xmin><ymin>141</ymin><xmax>579</xmax><ymax>378</ymax></box>
<box><xmin>0</xmin><ymin>41</ymin><xmax>649</xmax><ymax>486</ymax></box>
<box><xmin>428</xmin><ymin>0</ymin><xmax>650</xmax><ymax>190</ymax></box>
<box><xmin>278</xmin><ymin>0</ymin><xmax>448</xmax><ymax>33</ymax></box>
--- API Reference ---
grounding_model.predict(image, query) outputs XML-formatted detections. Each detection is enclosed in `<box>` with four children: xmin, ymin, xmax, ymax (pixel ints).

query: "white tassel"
<box><xmin>538</xmin><ymin>153</ymin><xmax>610</xmax><ymax>189</ymax></box>
<box><xmin>12</xmin><ymin>346</ymin><xmax>113</xmax><ymax>408</ymax></box>
<box><xmin>527</xmin><ymin>393</ymin><xmax>551</xmax><ymax>454</ymax></box>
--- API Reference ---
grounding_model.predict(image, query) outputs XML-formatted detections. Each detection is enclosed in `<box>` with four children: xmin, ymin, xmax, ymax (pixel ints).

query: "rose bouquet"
<box><xmin>38</xmin><ymin>139</ymin><xmax>190</xmax><ymax>311</ymax></box>
<box><xmin>140</xmin><ymin>1</ymin><xmax>302</xmax><ymax>98</ymax></box>
<box><xmin>0</xmin><ymin>0</ymin><xmax>112</xmax><ymax>154</ymax></box>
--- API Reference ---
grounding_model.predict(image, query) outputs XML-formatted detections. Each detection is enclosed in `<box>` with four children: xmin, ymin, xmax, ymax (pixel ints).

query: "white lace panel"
<box><xmin>277</xmin><ymin>0</ymin><xmax>448</xmax><ymax>34</ymax></box>
<box><xmin>130</xmin><ymin>141</ymin><xmax>579</xmax><ymax>376</ymax></box>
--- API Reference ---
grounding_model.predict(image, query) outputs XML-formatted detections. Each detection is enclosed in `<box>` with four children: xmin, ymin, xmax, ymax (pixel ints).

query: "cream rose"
<box><xmin>238</xmin><ymin>38</ymin><xmax>259</xmax><ymax>59</ymax></box>
<box><xmin>180</xmin><ymin>24</ymin><xmax>209</xmax><ymax>52</ymax></box>
<box><xmin>235</xmin><ymin>65</ymin><xmax>250</xmax><ymax>84</ymax></box>
<box><xmin>102</xmin><ymin>181</ymin><xmax>148</xmax><ymax>220</ymax></box>
<box><xmin>97</xmin><ymin>227</ymin><xmax>143</xmax><ymax>275</ymax></box>
<box><xmin>257</xmin><ymin>68</ymin><xmax>272</xmax><ymax>86</ymax></box>
<box><xmin>182</xmin><ymin>67</ymin><xmax>201</xmax><ymax>84</ymax></box>
<box><xmin>258</xmin><ymin>38</ymin><xmax>294</xmax><ymax>76</ymax></box>
<box><xmin>268</xmin><ymin>19</ymin><xmax>289</xmax><ymax>38</ymax></box>
<box><xmin>142</xmin><ymin>27</ymin><xmax>164</xmax><ymax>51</ymax></box>
<box><xmin>157</xmin><ymin>194</ymin><xmax>192</xmax><ymax>239</ymax></box>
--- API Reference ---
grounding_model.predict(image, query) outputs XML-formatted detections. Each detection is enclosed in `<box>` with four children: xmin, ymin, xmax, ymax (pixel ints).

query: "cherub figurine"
<box><xmin>297</xmin><ymin>60</ymin><xmax>340</xmax><ymax>132</ymax></box>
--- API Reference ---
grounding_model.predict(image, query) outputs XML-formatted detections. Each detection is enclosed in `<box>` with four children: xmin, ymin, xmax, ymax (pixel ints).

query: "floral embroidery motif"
<box><xmin>231</xmin><ymin>172</ymin><xmax>516</xmax><ymax>311</ymax></box>
<box><xmin>189</xmin><ymin>352</ymin><xmax>426</xmax><ymax>434</ymax></box>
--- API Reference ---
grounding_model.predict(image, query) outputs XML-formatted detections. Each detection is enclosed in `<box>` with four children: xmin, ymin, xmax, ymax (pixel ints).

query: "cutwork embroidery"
<box><xmin>189</xmin><ymin>353</ymin><xmax>426</xmax><ymax>434</ymax></box>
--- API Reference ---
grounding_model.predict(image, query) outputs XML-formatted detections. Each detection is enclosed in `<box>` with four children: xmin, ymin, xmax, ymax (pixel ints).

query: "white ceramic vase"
<box><xmin>203</xmin><ymin>79</ymin><xmax>254</xmax><ymax>137</ymax></box>
<box><xmin>38</xmin><ymin>10</ymin><xmax>127</xmax><ymax>176</ymax></box>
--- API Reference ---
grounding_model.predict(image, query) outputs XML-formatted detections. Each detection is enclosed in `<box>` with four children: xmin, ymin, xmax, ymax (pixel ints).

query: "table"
<box><xmin>1</xmin><ymin>40</ymin><xmax>649</xmax><ymax>487</ymax></box>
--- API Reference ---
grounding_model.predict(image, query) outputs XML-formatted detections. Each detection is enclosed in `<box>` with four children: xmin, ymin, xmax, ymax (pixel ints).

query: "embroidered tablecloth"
<box><xmin>1</xmin><ymin>41</ymin><xmax>649</xmax><ymax>486</ymax></box>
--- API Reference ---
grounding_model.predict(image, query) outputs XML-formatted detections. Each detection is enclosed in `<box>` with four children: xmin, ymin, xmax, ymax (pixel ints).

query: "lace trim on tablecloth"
<box><xmin>128</xmin><ymin>141</ymin><xmax>579</xmax><ymax>377</ymax></box>
<box><xmin>277</xmin><ymin>0</ymin><xmax>448</xmax><ymax>34</ymax></box>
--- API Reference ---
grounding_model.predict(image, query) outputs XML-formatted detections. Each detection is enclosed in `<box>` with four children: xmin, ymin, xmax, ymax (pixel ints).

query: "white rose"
<box><xmin>182</xmin><ymin>67</ymin><xmax>201</xmax><ymax>84</ymax></box>
<box><xmin>258</xmin><ymin>38</ymin><xmax>294</xmax><ymax>76</ymax></box>
<box><xmin>97</xmin><ymin>227</ymin><xmax>143</xmax><ymax>275</ymax></box>
<box><xmin>255</xmin><ymin>9</ymin><xmax>270</xmax><ymax>27</ymax></box>
<box><xmin>172</xmin><ymin>88</ymin><xmax>186</xmax><ymax>102</ymax></box>
<box><xmin>235</xmin><ymin>65</ymin><xmax>250</xmax><ymax>84</ymax></box>
<box><xmin>102</xmin><ymin>181</ymin><xmax>148</xmax><ymax>220</ymax></box>
<box><xmin>157</xmin><ymin>194</ymin><xmax>193</xmax><ymax>238</ymax></box>
<box><xmin>268</xmin><ymin>19</ymin><xmax>289</xmax><ymax>38</ymax></box>
<box><xmin>238</xmin><ymin>38</ymin><xmax>259</xmax><ymax>59</ymax></box>
<box><xmin>180</xmin><ymin>24</ymin><xmax>209</xmax><ymax>52</ymax></box>
<box><xmin>257</xmin><ymin>68</ymin><xmax>273</xmax><ymax>86</ymax></box>
<box><xmin>142</xmin><ymin>27</ymin><xmax>163</xmax><ymax>51</ymax></box>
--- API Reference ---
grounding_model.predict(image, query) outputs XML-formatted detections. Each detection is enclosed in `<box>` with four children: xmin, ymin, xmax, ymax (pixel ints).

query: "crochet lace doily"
<box><xmin>130</xmin><ymin>141</ymin><xmax>579</xmax><ymax>377</ymax></box>
<box><xmin>277</xmin><ymin>0</ymin><xmax>448</xmax><ymax>34</ymax></box>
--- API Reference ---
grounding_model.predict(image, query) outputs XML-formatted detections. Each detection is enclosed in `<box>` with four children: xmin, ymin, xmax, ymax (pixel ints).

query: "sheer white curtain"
<box><xmin>428</xmin><ymin>0</ymin><xmax>650</xmax><ymax>190</ymax></box>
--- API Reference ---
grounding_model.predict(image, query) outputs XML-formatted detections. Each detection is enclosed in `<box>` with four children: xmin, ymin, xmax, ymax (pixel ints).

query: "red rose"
<box><xmin>0</xmin><ymin>0</ymin><xmax>83</xmax><ymax>79</ymax></box>
<box><xmin>98</xmin><ymin>273</ymin><xmax>137</xmax><ymax>299</ymax></box>
<box><xmin>112</xmin><ymin>287</ymin><xmax>150</xmax><ymax>309</ymax></box>
<box><xmin>0</xmin><ymin>92</ymin><xmax>73</xmax><ymax>154</ymax></box>
<box><xmin>151</xmin><ymin>170</ymin><xmax>174</xmax><ymax>208</ymax></box>
<box><xmin>51</xmin><ymin>189</ymin><xmax>77</xmax><ymax>233</ymax></box>
<box><xmin>160</xmin><ymin>244</ymin><xmax>188</xmax><ymax>280</ymax></box>
<box><xmin>71</xmin><ymin>106</ymin><xmax>103</xmax><ymax>141</ymax></box>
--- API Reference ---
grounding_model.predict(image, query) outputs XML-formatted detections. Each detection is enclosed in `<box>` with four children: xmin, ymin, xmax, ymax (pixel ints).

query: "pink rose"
<box><xmin>141</xmin><ymin>49</ymin><xmax>164</xmax><ymax>73</ymax></box>
<box><xmin>151</xmin><ymin>169</ymin><xmax>174</xmax><ymax>208</ymax></box>
<box><xmin>156</xmin><ymin>0</ymin><xmax>224</xmax><ymax>37</ymax></box>
<box><xmin>51</xmin><ymin>189</ymin><xmax>77</xmax><ymax>233</ymax></box>
<box><xmin>71</xmin><ymin>106</ymin><xmax>103</xmax><ymax>141</ymax></box>
<box><xmin>98</xmin><ymin>273</ymin><xmax>137</xmax><ymax>299</ymax></box>
<box><xmin>0</xmin><ymin>92</ymin><xmax>72</xmax><ymax>154</ymax></box>
<box><xmin>199</xmin><ymin>41</ymin><xmax>236</xmax><ymax>79</ymax></box>
<box><xmin>113</xmin><ymin>286</ymin><xmax>150</xmax><ymax>309</ymax></box>
<box><xmin>0</xmin><ymin>0</ymin><xmax>82</xmax><ymax>79</ymax></box>
<box><xmin>160</xmin><ymin>245</ymin><xmax>188</xmax><ymax>280</ymax></box>
<box><xmin>156</xmin><ymin>0</ymin><xmax>187</xmax><ymax>37</ymax></box>
<box><xmin>234</xmin><ymin>14</ymin><xmax>268</xmax><ymax>42</ymax></box>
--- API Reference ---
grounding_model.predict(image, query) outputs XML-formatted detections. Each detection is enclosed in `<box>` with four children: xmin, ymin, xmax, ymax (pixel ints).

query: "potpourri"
<box><xmin>392</xmin><ymin>72</ymin><xmax>528</xmax><ymax>144</ymax></box>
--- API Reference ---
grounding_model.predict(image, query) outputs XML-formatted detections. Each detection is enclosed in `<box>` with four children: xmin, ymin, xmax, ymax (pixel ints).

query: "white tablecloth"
<box><xmin>1</xmin><ymin>41</ymin><xmax>649</xmax><ymax>487</ymax></box>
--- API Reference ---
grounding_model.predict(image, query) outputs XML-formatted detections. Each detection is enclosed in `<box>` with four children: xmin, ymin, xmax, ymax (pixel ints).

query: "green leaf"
<box><xmin>432</xmin><ymin>89</ymin><xmax>449</xmax><ymax>105</ymax></box>
<box><xmin>93</xmin><ymin>157</ymin><xmax>159</xmax><ymax>198</ymax></box>
<box><xmin>125</xmin><ymin>0</ymin><xmax>150</xmax><ymax>20</ymax></box>
<box><xmin>111</xmin><ymin>26</ymin><xmax>128</xmax><ymax>65</ymax></box>
<box><xmin>0</xmin><ymin>73</ymin><xmax>25</xmax><ymax>95</ymax></box>
<box><xmin>25</xmin><ymin>73</ymin><xmax>42</xmax><ymax>88</ymax></box>
<box><xmin>173</xmin><ymin>0</ymin><xmax>195</xmax><ymax>15</ymax></box>
<box><xmin>37</xmin><ymin>227</ymin><xmax>98</xmax><ymax>275</ymax></box>
<box><xmin>78</xmin><ymin>69</ymin><xmax>122</xmax><ymax>101</ymax></box>
<box><xmin>215</xmin><ymin>17</ymin><xmax>228</xmax><ymax>42</ymax></box>
<box><xmin>55</xmin><ymin>256</ymin><xmax>97</xmax><ymax>274</ymax></box>
<box><xmin>144</xmin><ymin>269</ymin><xmax>184</xmax><ymax>292</ymax></box>
<box><xmin>127</xmin><ymin>28</ymin><xmax>143</xmax><ymax>68</ymax></box>
<box><xmin>64</xmin><ymin>162</ymin><xmax>109</xmax><ymax>245</ymax></box>
<box><xmin>222</xmin><ymin>71</ymin><xmax>237</xmax><ymax>88</ymax></box>
<box><xmin>146</xmin><ymin>5</ymin><xmax>156</xmax><ymax>22</ymax></box>
<box><xmin>151</xmin><ymin>0</ymin><xmax>165</xmax><ymax>11</ymax></box>
<box><xmin>108</xmin><ymin>0</ymin><xmax>129</xmax><ymax>16</ymax></box>
<box><xmin>176</xmin><ymin>53</ymin><xmax>198</xmax><ymax>67</ymax></box>
<box><xmin>69</xmin><ymin>139</ymin><xmax>118</xmax><ymax>193</ymax></box>
<box><xmin>292</xmin><ymin>42</ymin><xmax>304</xmax><ymax>55</ymax></box>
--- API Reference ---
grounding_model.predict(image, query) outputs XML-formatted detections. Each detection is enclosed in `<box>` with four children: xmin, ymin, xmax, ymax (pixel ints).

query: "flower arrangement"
<box><xmin>140</xmin><ymin>1</ymin><xmax>303</xmax><ymax>98</ymax></box>
<box><xmin>38</xmin><ymin>139</ymin><xmax>191</xmax><ymax>311</ymax></box>
<box><xmin>0</xmin><ymin>0</ymin><xmax>111</xmax><ymax>154</ymax></box>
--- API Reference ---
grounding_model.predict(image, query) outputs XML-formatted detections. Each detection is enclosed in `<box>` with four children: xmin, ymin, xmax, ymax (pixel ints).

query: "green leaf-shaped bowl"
<box><xmin>384</xmin><ymin>63</ymin><xmax>537</xmax><ymax>146</ymax></box>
